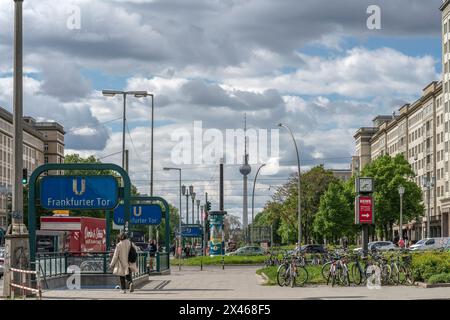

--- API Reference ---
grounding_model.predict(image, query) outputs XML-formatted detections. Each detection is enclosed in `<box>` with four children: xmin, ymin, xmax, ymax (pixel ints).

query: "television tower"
<box><xmin>239</xmin><ymin>114</ymin><xmax>251</xmax><ymax>243</ymax></box>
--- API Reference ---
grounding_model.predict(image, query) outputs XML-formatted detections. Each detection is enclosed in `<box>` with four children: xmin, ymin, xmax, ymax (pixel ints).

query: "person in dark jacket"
<box><xmin>148</xmin><ymin>240</ymin><xmax>157</xmax><ymax>270</ymax></box>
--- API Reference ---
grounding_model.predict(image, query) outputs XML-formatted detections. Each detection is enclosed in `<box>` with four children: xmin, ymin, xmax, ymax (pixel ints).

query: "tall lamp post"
<box><xmin>191</xmin><ymin>191</ymin><xmax>196</xmax><ymax>225</ymax></box>
<box><xmin>4</xmin><ymin>0</ymin><xmax>28</xmax><ymax>298</ymax></box>
<box><xmin>398</xmin><ymin>185</ymin><xmax>405</xmax><ymax>241</ymax></box>
<box><xmin>251</xmin><ymin>163</ymin><xmax>266</xmax><ymax>245</ymax></box>
<box><xmin>278</xmin><ymin>123</ymin><xmax>302</xmax><ymax>245</ymax></box>
<box><xmin>422</xmin><ymin>176</ymin><xmax>435</xmax><ymax>238</ymax></box>
<box><xmin>102</xmin><ymin>90</ymin><xmax>152</xmax><ymax>171</ymax></box>
<box><xmin>164</xmin><ymin>167</ymin><xmax>182</xmax><ymax>270</ymax></box>
<box><xmin>196</xmin><ymin>199</ymin><xmax>201</xmax><ymax>224</ymax></box>
<box><xmin>182</xmin><ymin>185</ymin><xmax>189</xmax><ymax>225</ymax></box>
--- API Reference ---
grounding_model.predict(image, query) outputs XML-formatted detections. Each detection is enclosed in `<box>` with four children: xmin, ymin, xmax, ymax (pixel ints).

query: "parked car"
<box><xmin>298</xmin><ymin>244</ymin><xmax>326</xmax><ymax>254</ymax></box>
<box><xmin>354</xmin><ymin>241</ymin><xmax>397</xmax><ymax>253</ymax></box>
<box><xmin>409</xmin><ymin>237</ymin><xmax>450</xmax><ymax>251</ymax></box>
<box><xmin>226</xmin><ymin>246</ymin><xmax>265</xmax><ymax>256</ymax></box>
<box><xmin>0</xmin><ymin>247</ymin><xmax>5</xmax><ymax>279</ymax></box>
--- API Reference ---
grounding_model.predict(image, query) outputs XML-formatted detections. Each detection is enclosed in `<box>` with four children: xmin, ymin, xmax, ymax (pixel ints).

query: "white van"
<box><xmin>409</xmin><ymin>237</ymin><xmax>450</xmax><ymax>251</ymax></box>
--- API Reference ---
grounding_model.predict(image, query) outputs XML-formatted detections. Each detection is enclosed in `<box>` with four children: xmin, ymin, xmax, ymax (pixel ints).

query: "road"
<box><xmin>39</xmin><ymin>266</ymin><xmax>450</xmax><ymax>300</ymax></box>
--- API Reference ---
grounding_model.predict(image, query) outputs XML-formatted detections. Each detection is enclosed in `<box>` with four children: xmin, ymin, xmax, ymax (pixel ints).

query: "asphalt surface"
<box><xmin>34</xmin><ymin>266</ymin><xmax>450</xmax><ymax>300</ymax></box>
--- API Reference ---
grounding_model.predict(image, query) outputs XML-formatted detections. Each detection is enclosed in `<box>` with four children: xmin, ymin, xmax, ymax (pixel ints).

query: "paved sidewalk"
<box><xmin>37</xmin><ymin>266</ymin><xmax>450</xmax><ymax>300</ymax></box>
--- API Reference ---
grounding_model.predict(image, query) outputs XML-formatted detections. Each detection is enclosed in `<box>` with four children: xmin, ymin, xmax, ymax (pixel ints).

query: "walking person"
<box><xmin>110</xmin><ymin>232</ymin><xmax>138</xmax><ymax>294</ymax></box>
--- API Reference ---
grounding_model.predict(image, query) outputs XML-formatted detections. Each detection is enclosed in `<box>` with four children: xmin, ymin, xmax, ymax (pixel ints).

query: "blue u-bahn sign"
<box><xmin>114</xmin><ymin>204</ymin><xmax>162</xmax><ymax>225</ymax></box>
<box><xmin>180</xmin><ymin>225</ymin><xmax>203</xmax><ymax>238</ymax></box>
<box><xmin>40</xmin><ymin>176</ymin><xmax>119</xmax><ymax>210</ymax></box>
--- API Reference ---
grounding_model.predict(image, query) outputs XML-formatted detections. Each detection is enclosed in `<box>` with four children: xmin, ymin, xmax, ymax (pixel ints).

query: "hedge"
<box><xmin>411</xmin><ymin>252</ymin><xmax>450</xmax><ymax>282</ymax></box>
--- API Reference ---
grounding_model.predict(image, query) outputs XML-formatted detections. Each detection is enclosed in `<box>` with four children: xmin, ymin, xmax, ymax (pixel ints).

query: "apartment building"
<box><xmin>0</xmin><ymin>107</ymin><xmax>65</xmax><ymax>230</ymax></box>
<box><xmin>352</xmin><ymin>2</ymin><xmax>450</xmax><ymax>240</ymax></box>
<box><xmin>353</xmin><ymin>81</ymin><xmax>448</xmax><ymax>240</ymax></box>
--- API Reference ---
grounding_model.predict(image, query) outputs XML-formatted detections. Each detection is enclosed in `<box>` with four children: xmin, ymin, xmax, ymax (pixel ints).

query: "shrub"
<box><xmin>427</xmin><ymin>273</ymin><xmax>450</xmax><ymax>285</ymax></box>
<box><xmin>411</xmin><ymin>252</ymin><xmax>450</xmax><ymax>282</ymax></box>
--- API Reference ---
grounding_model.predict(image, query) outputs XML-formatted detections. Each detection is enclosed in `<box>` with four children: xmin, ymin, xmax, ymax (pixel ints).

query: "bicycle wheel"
<box><xmin>290</xmin><ymin>270</ymin><xmax>296</xmax><ymax>288</ymax></box>
<box><xmin>277</xmin><ymin>264</ymin><xmax>288</xmax><ymax>287</ymax></box>
<box><xmin>338</xmin><ymin>265</ymin><xmax>350</xmax><ymax>286</ymax></box>
<box><xmin>390</xmin><ymin>263</ymin><xmax>400</xmax><ymax>285</ymax></box>
<box><xmin>321</xmin><ymin>261</ymin><xmax>332</xmax><ymax>280</ymax></box>
<box><xmin>327</xmin><ymin>265</ymin><xmax>335</xmax><ymax>286</ymax></box>
<box><xmin>399</xmin><ymin>265</ymin><xmax>414</xmax><ymax>285</ymax></box>
<box><xmin>294</xmin><ymin>266</ymin><xmax>309</xmax><ymax>286</ymax></box>
<box><xmin>351</xmin><ymin>262</ymin><xmax>363</xmax><ymax>285</ymax></box>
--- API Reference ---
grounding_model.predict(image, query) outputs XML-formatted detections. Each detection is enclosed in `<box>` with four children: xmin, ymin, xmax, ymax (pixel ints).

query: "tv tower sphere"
<box><xmin>240</xmin><ymin>163</ymin><xmax>251</xmax><ymax>176</ymax></box>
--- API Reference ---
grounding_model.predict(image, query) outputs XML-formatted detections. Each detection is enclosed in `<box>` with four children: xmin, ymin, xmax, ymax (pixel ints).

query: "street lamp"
<box><xmin>182</xmin><ymin>185</ymin><xmax>189</xmax><ymax>224</ymax></box>
<box><xmin>163</xmin><ymin>167</ymin><xmax>182</xmax><ymax>270</ymax></box>
<box><xmin>191</xmin><ymin>191</ymin><xmax>196</xmax><ymax>225</ymax></box>
<box><xmin>102</xmin><ymin>90</ymin><xmax>151</xmax><ymax>172</ymax></box>
<box><xmin>278</xmin><ymin>123</ymin><xmax>302</xmax><ymax>245</ymax></box>
<box><xmin>251</xmin><ymin>163</ymin><xmax>266</xmax><ymax>245</ymax></box>
<box><xmin>422</xmin><ymin>176</ymin><xmax>435</xmax><ymax>238</ymax></box>
<box><xmin>398</xmin><ymin>185</ymin><xmax>405</xmax><ymax>241</ymax></box>
<box><xmin>196</xmin><ymin>199</ymin><xmax>201</xmax><ymax>224</ymax></box>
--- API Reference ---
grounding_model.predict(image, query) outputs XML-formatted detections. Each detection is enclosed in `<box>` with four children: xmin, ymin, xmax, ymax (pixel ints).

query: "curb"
<box><xmin>415</xmin><ymin>281</ymin><xmax>450</xmax><ymax>288</ymax></box>
<box><xmin>256</xmin><ymin>272</ymin><xmax>269</xmax><ymax>285</ymax></box>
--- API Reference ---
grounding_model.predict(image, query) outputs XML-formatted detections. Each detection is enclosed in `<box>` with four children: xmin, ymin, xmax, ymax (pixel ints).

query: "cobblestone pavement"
<box><xmin>35</xmin><ymin>266</ymin><xmax>450</xmax><ymax>300</ymax></box>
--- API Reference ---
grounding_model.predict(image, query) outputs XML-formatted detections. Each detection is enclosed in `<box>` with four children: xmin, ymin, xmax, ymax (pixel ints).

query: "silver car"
<box><xmin>409</xmin><ymin>238</ymin><xmax>450</xmax><ymax>251</ymax></box>
<box><xmin>354</xmin><ymin>241</ymin><xmax>397</xmax><ymax>253</ymax></box>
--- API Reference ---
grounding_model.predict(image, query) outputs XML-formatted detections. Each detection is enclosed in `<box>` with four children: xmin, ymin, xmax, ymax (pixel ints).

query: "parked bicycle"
<box><xmin>277</xmin><ymin>254</ymin><xmax>309</xmax><ymax>287</ymax></box>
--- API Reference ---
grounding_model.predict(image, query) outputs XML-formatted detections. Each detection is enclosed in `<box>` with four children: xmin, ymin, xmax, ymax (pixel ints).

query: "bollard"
<box><xmin>200</xmin><ymin>257</ymin><xmax>203</xmax><ymax>271</ymax></box>
<box><xmin>222</xmin><ymin>256</ymin><xmax>225</xmax><ymax>270</ymax></box>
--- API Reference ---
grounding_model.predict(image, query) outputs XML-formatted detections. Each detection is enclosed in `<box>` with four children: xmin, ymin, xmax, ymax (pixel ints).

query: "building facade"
<box><xmin>331</xmin><ymin>169</ymin><xmax>352</xmax><ymax>182</ymax></box>
<box><xmin>352</xmin><ymin>2</ymin><xmax>450</xmax><ymax>240</ymax></box>
<box><xmin>0</xmin><ymin>107</ymin><xmax>64</xmax><ymax>230</ymax></box>
<box><xmin>354</xmin><ymin>82</ymin><xmax>447</xmax><ymax>241</ymax></box>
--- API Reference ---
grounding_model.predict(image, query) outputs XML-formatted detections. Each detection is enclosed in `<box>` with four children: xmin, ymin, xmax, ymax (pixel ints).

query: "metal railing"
<box><xmin>35</xmin><ymin>251</ymin><xmax>151</xmax><ymax>279</ymax></box>
<box><xmin>36</xmin><ymin>252</ymin><xmax>67</xmax><ymax>278</ymax></box>
<box><xmin>156</xmin><ymin>252</ymin><xmax>170</xmax><ymax>273</ymax></box>
<box><xmin>135</xmin><ymin>252</ymin><xmax>148</xmax><ymax>277</ymax></box>
<box><xmin>10</xmin><ymin>267</ymin><xmax>42</xmax><ymax>300</ymax></box>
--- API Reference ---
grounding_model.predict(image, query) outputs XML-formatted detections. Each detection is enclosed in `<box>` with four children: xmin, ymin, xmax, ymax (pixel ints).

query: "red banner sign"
<box><xmin>355</xmin><ymin>195</ymin><xmax>374</xmax><ymax>224</ymax></box>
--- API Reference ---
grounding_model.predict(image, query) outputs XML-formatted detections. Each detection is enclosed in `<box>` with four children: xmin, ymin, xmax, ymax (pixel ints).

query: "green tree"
<box><xmin>255</xmin><ymin>165</ymin><xmax>339</xmax><ymax>244</ymax></box>
<box><xmin>254</xmin><ymin>201</ymin><xmax>283</xmax><ymax>244</ymax></box>
<box><xmin>314</xmin><ymin>181</ymin><xmax>355</xmax><ymax>244</ymax></box>
<box><xmin>360</xmin><ymin>154</ymin><xmax>424</xmax><ymax>241</ymax></box>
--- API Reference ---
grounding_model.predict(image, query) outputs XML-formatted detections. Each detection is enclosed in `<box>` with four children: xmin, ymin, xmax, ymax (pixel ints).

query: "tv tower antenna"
<box><xmin>239</xmin><ymin>113</ymin><xmax>251</xmax><ymax>243</ymax></box>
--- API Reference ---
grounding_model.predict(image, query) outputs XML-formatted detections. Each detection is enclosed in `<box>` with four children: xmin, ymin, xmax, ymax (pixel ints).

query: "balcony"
<box><xmin>426</xmin><ymin>129</ymin><xmax>432</xmax><ymax>138</ymax></box>
<box><xmin>426</xmin><ymin>163</ymin><xmax>432</xmax><ymax>171</ymax></box>
<box><xmin>426</xmin><ymin>147</ymin><xmax>432</xmax><ymax>155</ymax></box>
<box><xmin>430</xmin><ymin>214</ymin><xmax>442</xmax><ymax>224</ymax></box>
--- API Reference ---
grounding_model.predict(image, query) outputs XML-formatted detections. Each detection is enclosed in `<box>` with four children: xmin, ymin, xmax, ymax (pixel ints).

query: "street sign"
<box><xmin>40</xmin><ymin>176</ymin><xmax>119</xmax><ymax>210</ymax></box>
<box><xmin>113</xmin><ymin>204</ymin><xmax>162</xmax><ymax>225</ymax></box>
<box><xmin>355</xmin><ymin>195</ymin><xmax>374</xmax><ymax>224</ymax></box>
<box><xmin>180</xmin><ymin>224</ymin><xmax>203</xmax><ymax>237</ymax></box>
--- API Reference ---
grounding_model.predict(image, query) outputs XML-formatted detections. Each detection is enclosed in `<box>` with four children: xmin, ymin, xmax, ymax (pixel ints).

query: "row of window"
<box><xmin>409</xmin><ymin>127</ymin><xmax>423</xmax><ymax>143</ymax></box>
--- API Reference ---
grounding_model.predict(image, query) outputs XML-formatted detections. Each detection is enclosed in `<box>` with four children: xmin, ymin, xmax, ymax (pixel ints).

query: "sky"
<box><xmin>0</xmin><ymin>0</ymin><xmax>444</xmax><ymax>224</ymax></box>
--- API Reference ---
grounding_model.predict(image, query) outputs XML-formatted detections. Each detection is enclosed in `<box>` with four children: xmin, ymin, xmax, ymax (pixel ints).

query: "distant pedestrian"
<box><xmin>110</xmin><ymin>232</ymin><xmax>138</xmax><ymax>294</ymax></box>
<box><xmin>398</xmin><ymin>238</ymin><xmax>405</xmax><ymax>249</ymax></box>
<box><xmin>148</xmin><ymin>239</ymin><xmax>157</xmax><ymax>270</ymax></box>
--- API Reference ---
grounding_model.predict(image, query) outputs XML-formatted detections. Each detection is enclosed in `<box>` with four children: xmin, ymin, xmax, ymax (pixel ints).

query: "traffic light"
<box><xmin>206</xmin><ymin>201</ymin><xmax>211</xmax><ymax>212</ymax></box>
<box><xmin>22</xmin><ymin>168</ymin><xmax>28</xmax><ymax>185</ymax></box>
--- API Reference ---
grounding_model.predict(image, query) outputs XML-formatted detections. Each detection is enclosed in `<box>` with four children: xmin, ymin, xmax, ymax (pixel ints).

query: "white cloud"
<box><xmin>221</xmin><ymin>47</ymin><xmax>439</xmax><ymax>98</ymax></box>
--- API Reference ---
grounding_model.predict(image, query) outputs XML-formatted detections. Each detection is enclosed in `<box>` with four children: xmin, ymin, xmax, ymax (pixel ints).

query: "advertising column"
<box><xmin>209</xmin><ymin>211</ymin><xmax>225</xmax><ymax>256</ymax></box>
